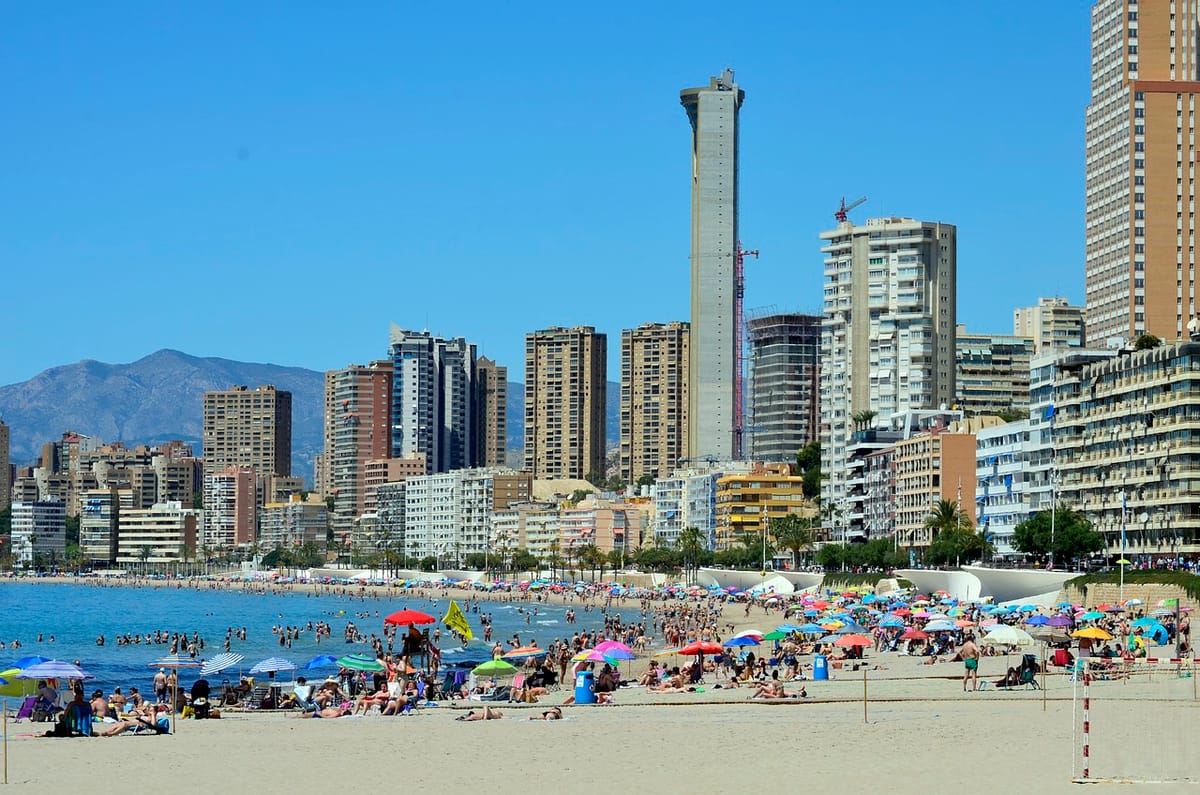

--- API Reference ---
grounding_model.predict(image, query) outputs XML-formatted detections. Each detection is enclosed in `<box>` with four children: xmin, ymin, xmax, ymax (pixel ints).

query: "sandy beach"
<box><xmin>2</xmin><ymin>576</ymin><xmax>1196</xmax><ymax>792</ymax></box>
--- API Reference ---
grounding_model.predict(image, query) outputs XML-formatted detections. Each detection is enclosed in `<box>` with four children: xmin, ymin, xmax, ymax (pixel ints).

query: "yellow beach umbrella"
<box><xmin>1072</xmin><ymin>627</ymin><xmax>1114</xmax><ymax>641</ymax></box>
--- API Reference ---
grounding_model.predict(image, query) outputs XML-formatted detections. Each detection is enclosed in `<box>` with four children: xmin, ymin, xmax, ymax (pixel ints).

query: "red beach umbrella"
<box><xmin>679</xmin><ymin>641</ymin><xmax>723</xmax><ymax>656</ymax></box>
<box><xmin>384</xmin><ymin>609</ymin><xmax>437</xmax><ymax>627</ymax></box>
<box><xmin>833</xmin><ymin>634</ymin><xmax>873</xmax><ymax>648</ymax></box>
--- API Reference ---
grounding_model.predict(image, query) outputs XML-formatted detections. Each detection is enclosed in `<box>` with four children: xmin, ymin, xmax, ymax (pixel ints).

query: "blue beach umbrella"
<box><xmin>18</xmin><ymin>660</ymin><xmax>96</xmax><ymax>680</ymax></box>
<box><xmin>10</xmin><ymin>655</ymin><xmax>51</xmax><ymax>670</ymax></box>
<box><xmin>1079</xmin><ymin>611</ymin><xmax>1105</xmax><ymax>622</ymax></box>
<box><xmin>303</xmin><ymin>655</ymin><xmax>339</xmax><ymax>670</ymax></box>
<box><xmin>1025</xmin><ymin>616</ymin><xmax>1050</xmax><ymax>626</ymax></box>
<box><xmin>724</xmin><ymin>636</ymin><xmax>760</xmax><ymax>648</ymax></box>
<box><xmin>879</xmin><ymin>617</ymin><xmax>905</xmax><ymax>629</ymax></box>
<box><xmin>924</xmin><ymin>620</ymin><xmax>957</xmax><ymax>632</ymax></box>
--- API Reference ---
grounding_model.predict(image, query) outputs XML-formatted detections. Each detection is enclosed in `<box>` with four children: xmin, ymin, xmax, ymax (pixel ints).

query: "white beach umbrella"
<box><xmin>981</xmin><ymin>625</ymin><xmax>1035</xmax><ymax>647</ymax></box>
<box><xmin>200</xmin><ymin>652</ymin><xmax>245</xmax><ymax>676</ymax></box>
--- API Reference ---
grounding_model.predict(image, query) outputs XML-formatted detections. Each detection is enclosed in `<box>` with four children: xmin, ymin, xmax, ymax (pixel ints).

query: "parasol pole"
<box><xmin>3</xmin><ymin>698</ymin><xmax>8</xmax><ymax>785</ymax></box>
<box><xmin>1042</xmin><ymin>641</ymin><xmax>1047</xmax><ymax>712</ymax></box>
<box><xmin>862</xmin><ymin>665</ymin><xmax>868</xmax><ymax>724</ymax></box>
<box><xmin>171</xmin><ymin>667</ymin><xmax>177</xmax><ymax>735</ymax></box>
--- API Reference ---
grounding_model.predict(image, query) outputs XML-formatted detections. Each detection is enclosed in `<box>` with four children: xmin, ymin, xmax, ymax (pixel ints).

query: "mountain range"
<box><xmin>0</xmin><ymin>350</ymin><xmax>620</xmax><ymax>480</ymax></box>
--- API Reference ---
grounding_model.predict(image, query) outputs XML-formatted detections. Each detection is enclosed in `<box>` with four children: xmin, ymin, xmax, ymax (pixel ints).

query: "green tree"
<box><xmin>770</xmin><ymin>514</ymin><xmax>815</xmax><ymax>569</ymax></box>
<box><xmin>995</xmin><ymin>408</ymin><xmax>1028</xmax><ymax>424</ymax></box>
<box><xmin>634</xmin><ymin>545</ymin><xmax>679</xmax><ymax>573</ymax></box>
<box><xmin>419</xmin><ymin>555</ymin><xmax>438</xmax><ymax>572</ymax></box>
<box><xmin>1012</xmin><ymin>506</ymin><xmax>1104</xmax><ymax>564</ymax></box>
<box><xmin>795</xmin><ymin>441</ymin><xmax>822</xmax><ymax>499</ymax></box>
<box><xmin>65</xmin><ymin>514</ymin><xmax>81</xmax><ymax>546</ymax></box>
<box><xmin>568</xmin><ymin>489</ymin><xmax>592</xmax><ymax>505</ymax></box>
<box><xmin>1134</xmin><ymin>333</ymin><xmax>1162</xmax><ymax>350</ymax></box>
<box><xmin>463</xmin><ymin>552</ymin><xmax>489</xmax><ymax>570</ymax></box>
<box><xmin>851</xmin><ymin>410</ymin><xmax>878</xmax><ymax>432</ymax></box>
<box><xmin>511</xmin><ymin>549</ymin><xmax>540</xmax><ymax>574</ymax></box>
<box><xmin>605</xmin><ymin>548</ymin><xmax>625</xmax><ymax>574</ymax></box>
<box><xmin>577</xmin><ymin>544</ymin><xmax>603</xmax><ymax>580</ymax></box>
<box><xmin>923</xmin><ymin>500</ymin><xmax>988</xmax><ymax>566</ymax></box>
<box><xmin>192</xmin><ymin>490</ymin><xmax>204</xmax><ymax>509</ymax></box>
<box><xmin>635</xmin><ymin>474</ymin><xmax>656</xmax><ymax>490</ymax></box>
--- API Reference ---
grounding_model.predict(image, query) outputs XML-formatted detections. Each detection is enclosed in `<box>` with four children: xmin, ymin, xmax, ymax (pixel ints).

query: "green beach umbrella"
<box><xmin>336</xmin><ymin>654</ymin><xmax>385</xmax><ymax>672</ymax></box>
<box><xmin>473</xmin><ymin>659</ymin><xmax>518</xmax><ymax>676</ymax></box>
<box><xmin>762</xmin><ymin>631</ymin><xmax>789</xmax><ymax>641</ymax></box>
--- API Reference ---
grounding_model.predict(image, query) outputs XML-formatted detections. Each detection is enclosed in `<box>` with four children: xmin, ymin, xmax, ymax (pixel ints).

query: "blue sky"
<box><xmin>1</xmin><ymin>2</ymin><xmax>1092</xmax><ymax>385</ymax></box>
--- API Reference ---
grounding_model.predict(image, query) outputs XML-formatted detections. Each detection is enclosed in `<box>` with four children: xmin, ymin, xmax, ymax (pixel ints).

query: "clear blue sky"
<box><xmin>1</xmin><ymin>2</ymin><xmax>1092</xmax><ymax>385</ymax></box>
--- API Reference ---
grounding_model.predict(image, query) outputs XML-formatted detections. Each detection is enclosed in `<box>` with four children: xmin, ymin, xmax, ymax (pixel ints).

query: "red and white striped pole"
<box><xmin>1081</xmin><ymin>670</ymin><xmax>1091</xmax><ymax>780</ymax></box>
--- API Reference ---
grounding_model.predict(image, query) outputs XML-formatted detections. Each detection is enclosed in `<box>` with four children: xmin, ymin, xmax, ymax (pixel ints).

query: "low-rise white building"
<box><xmin>116</xmin><ymin>501</ymin><xmax>198</xmax><ymax>566</ymax></box>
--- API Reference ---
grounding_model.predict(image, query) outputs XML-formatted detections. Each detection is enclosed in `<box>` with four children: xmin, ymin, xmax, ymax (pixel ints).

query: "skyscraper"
<box><xmin>202</xmin><ymin>385</ymin><xmax>292</xmax><ymax>480</ymax></box>
<box><xmin>323</xmin><ymin>360</ymin><xmax>394</xmax><ymax>537</ymax></box>
<box><xmin>619</xmin><ymin>321</ymin><xmax>690</xmax><ymax>483</ymax></box>
<box><xmin>954</xmin><ymin>326</ymin><xmax>1035</xmax><ymax>417</ymax></box>
<box><xmin>681</xmin><ymin>68</ymin><xmax>742</xmax><ymax>462</ymax></box>
<box><xmin>475</xmin><ymin>356</ymin><xmax>508</xmax><ymax>468</ymax></box>
<box><xmin>0</xmin><ymin>418</ymin><xmax>9</xmax><ymax>511</ymax></box>
<box><xmin>1085</xmin><ymin>0</ymin><xmax>1200</xmax><ymax>345</ymax></box>
<box><xmin>1013</xmin><ymin>297</ymin><xmax>1086</xmax><ymax>354</ymax></box>
<box><xmin>524</xmin><ymin>326</ymin><xmax>607</xmax><ymax>480</ymax></box>
<box><xmin>747</xmin><ymin>313</ymin><xmax>821</xmax><ymax>462</ymax></box>
<box><xmin>819</xmin><ymin>217</ymin><xmax>957</xmax><ymax>511</ymax></box>
<box><xmin>388</xmin><ymin>326</ymin><xmax>478</xmax><ymax>473</ymax></box>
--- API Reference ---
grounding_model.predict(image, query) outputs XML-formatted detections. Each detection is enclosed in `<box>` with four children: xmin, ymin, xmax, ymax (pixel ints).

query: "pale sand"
<box><xmin>3</xmin><ymin>667</ymin><xmax>1196</xmax><ymax>794</ymax></box>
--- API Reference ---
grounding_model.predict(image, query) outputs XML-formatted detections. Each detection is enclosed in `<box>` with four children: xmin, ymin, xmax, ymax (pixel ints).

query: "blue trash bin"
<box><xmin>574</xmin><ymin>670</ymin><xmax>597</xmax><ymax>704</ymax></box>
<box><xmin>813</xmin><ymin>654</ymin><xmax>829</xmax><ymax>681</ymax></box>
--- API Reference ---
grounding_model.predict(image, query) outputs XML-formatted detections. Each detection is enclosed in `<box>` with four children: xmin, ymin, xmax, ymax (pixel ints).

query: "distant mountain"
<box><xmin>503</xmin><ymin>380</ymin><xmax>620</xmax><ymax>452</ymax></box>
<box><xmin>0</xmin><ymin>350</ymin><xmax>325</xmax><ymax>480</ymax></box>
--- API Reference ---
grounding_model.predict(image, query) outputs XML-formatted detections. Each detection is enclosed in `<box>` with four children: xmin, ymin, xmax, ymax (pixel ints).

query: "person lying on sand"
<box><xmin>749</xmin><ymin>682</ymin><xmax>806</xmax><ymax>699</ymax></box>
<box><xmin>299</xmin><ymin>705</ymin><xmax>352</xmax><ymax>719</ymax></box>
<box><xmin>528</xmin><ymin>706</ymin><xmax>563</xmax><ymax>721</ymax></box>
<box><xmin>456</xmin><ymin>706</ymin><xmax>503</xmax><ymax>721</ymax></box>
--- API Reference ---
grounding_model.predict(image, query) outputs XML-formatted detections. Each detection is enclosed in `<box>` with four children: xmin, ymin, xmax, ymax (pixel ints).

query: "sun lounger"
<box><xmin>14</xmin><ymin>696</ymin><xmax>37</xmax><ymax>722</ymax></box>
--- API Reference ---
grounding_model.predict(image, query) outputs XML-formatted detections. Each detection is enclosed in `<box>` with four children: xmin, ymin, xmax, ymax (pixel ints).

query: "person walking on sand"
<box><xmin>960</xmin><ymin>634</ymin><xmax>981</xmax><ymax>692</ymax></box>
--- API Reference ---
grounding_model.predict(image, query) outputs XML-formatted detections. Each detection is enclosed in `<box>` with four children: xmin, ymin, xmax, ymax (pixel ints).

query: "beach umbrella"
<box><xmin>1130</xmin><ymin>617</ymin><xmax>1163</xmax><ymax>629</ymax></box>
<box><xmin>834</xmin><ymin>634</ymin><xmax>873</xmax><ymax>648</ymax></box>
<box><xmin>249</xmin><ymin>657</ymin><xmax>297</xmax><ymax>675</ymax></box>
<box><xmin>595</xmin><ymin>640</ymin><xmax>635</xmax><ymax>655</ymax></box>
<box><xmin>199</xmin><ymin>652</ymin><xmax>244</xmax><ymax>677</ymax></box>
<box><xmin>16</xmin><ymin>659</ymin><xmax>95</xmax><ymax>681</ymax></box>
<box><xmin>879</xmin><ymin>617</ymin><xmax>905</xmax><ymax>629</ymax></box>
<box><xmin>573</xmin><ymin>649</ymin><xmax>618</xmax><ymax>666</ymax></box>
<box><xmin>1047</xmin><ymin>616</ymin><xmax>1073</xmax><ymax>628</ymax></box>
<box><xmin>1078</xmin><ymin>611</ymin><xmax>1105</xmax><ymax>622</ymax></box>
<box><xmin>814</xmin><ymin>634</ymin><xmax>841</xmax><ymax>645</ymax></box>
<box><xmin>900</xmin><ymin>629</ymin><xmax>930</xmax><ymax>641</ymax></box>
<box><xmin>981</xmin><ymin>626</ymin><xmax>1035</xmax><ymax>647</ymax></box>
<box><xmin>1149</xmin><ymin>608</ymin><xmax>1175</xmax><ymax>617</ymax></box>
<box><xmin>762</xmin><ymin>631</ymin><xmax>788</xmax><ymax>641</ymax></box>
<box><xmin>383</xmin><ymin>609</ymin><xmax>437</xmax><ymax>627</ymax></box>
<box><xmin>473</xmin><ymin>659</ymin><xmax>518</xmax><ymax>676</ymax></box>
<box><xmin>924</xmin><ymin>620</ymin><xmax>957</xmax><ymax>633</ymax></box>
<box><xmin>1124</xmin><ymin>598</ymin><xmax>1144</xmax><ymax>607</ymax></box>
<box><xmin>652</xmin><ymin>647</ymin><xmax>685</xmax><ymax>657</ymax></box>
<box><xmin>9</xmin><ymin>655</ymin><xmax>51</xmax><ymax>670</ymax></box>
<box><xmin>303</xmin><ymin>654</ymin><xmax>339</xmax><ymax>670</ymax></box>
<box><xmin>1071</xmin><ymin>627</ymin><xmax>1113</xmax><ymax>641</ymax></box>
<box><xmin>724</xmin><ymin>636</ymin><xmax>760</xmax><ymax>648</ymax></box>
<box><xmin>678</xmin><ymin>641</ymin><xmax>723</xmax><ymax>656</ymax></box>
<box><xmin>503</xmin><ymin>646</ymin><xmax>547</xmax><ymax>660</ymax></box>
<box><xmin>146</xmin><ymin>655</ymin><xmax>200</xmax><ymax>735</ymax></box>
<box><xmin>336</xmin><ymin>654</ymin><xmax>385</xmax><ymax>672</ymax></box>
<box><xmin>954</xmin><ymin>620</ymin><xmax>976</xmax><ymax>628</ymax></box>
<box><xmin>1025</xmin><ymin>615</ymin><xmax>1050</xmax><ymax>626</ymax></box>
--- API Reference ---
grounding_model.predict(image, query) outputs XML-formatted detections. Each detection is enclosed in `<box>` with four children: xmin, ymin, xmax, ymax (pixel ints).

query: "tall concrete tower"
<box><xmin>681</xmin><ymin>68</ymin><xmax>743</xmax><ymax>462</ymax></box>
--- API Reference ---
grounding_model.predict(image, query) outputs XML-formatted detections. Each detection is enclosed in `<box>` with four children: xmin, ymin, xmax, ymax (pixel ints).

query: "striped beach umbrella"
<box><xmin>336</xmin><ymin>654</ymin><xmax>385</xmax><ymax>672</ymax></box>
<box><xmin>248</xmin><ymin>657</ymin><xmax>297</xmax><ymax>674</ymax></box>
<box><xmin>200</xmin><ymin>652</ymin><xmax>244</xmax><ymax>676</ymax></box>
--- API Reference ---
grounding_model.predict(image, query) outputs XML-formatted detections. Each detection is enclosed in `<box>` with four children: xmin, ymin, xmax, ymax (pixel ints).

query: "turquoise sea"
<box><xmin>0</xmin><ymin>582</ymin><xmax>621</xmax><ymax>692</ymax></box>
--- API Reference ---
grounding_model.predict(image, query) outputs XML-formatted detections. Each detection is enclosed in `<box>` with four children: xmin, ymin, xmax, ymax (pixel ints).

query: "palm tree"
<box><xmin>924</xmin><ymin>500</ymin><xmax>969</xmax><ymax>540</ymax></box>
<box><xmin>770</xmin><ymin>514</ymin><xmax>815</xmax><ymax>570</ymax></box>
<box><xmin>677</xmin><ymin>526</ymin><xmax>705</xmax><ymax>584</ymax></box>
<box><xmin>851</xmin><ymin>409</ymin><xmax>878</xmax><ymax>432</ymax></box>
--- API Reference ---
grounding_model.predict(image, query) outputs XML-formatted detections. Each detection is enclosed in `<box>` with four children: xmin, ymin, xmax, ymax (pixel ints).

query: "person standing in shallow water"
<box><xmin>960</xmin><ymin>634</ymin><xmax>981</xmax><ymax>692</ymax></box>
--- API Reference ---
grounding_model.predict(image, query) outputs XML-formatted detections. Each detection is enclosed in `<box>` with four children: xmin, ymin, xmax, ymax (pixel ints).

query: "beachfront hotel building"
<box><xmin>523</xmin><ymin>326</ymin><xmax>607</xmax><ymax>480</ymax></box>
<box><xmin>399</xmin><ymin>468</ymin><xmax>531</xmax><ymax>565</ymax></box>
<box><xmin>475</xmin><ymin>356</ymin><xmax>508</xmax><ymax>468</ymax></box>
<box><xmin>115</xmin><ymin>501</ymin><xmax>198</xmax><ymax>567</ymax></box>
<box><xmin>362</xmin><ymin>457</ymin><xmax>425</xmax><ymax>517</ymax></box>
<box><xmin>819</xmin><ymin>217</ymin><xmax>957</xmax><ymax>515</ymax></box>
<box><xmin>1049</xmin><ymin>340</ymin><xmax>1200</xmax><ymax>559</ymax></box>
<box><xmin>975</xmin><ymin>420</ymin><xmax>1032</xmax><ymax>558</ymax></box>
<box><xmin>891</xmin><ymin>423</ymin><xmax>985</xmax><ymax>551</ymax></box>
<box><xmin>491</xmin><ymin>502</ymin><xmax>562</xmax><ymax>560</ymax></box>
<box><xmin>747</xmin><ymin>312</ymin><xmax>821</xmax><ymax>462</ymax></box>
<box><xmin>619</xmin><ymin>321</ymin><xmax>690</xmax><ymax>484</ymax></box>
<box><xmin>1085</xmin><ymin>0</ymin><xmax>1200</xmax><ymax>346</ymax></box>
<box><xmin>80</xmin><ymin>486</ymin><xmax>135</xmax><ymax>564</ymax></box>
<box><xmin>954</xmin><ymin>325</ymin><xmax>1036</xmax><ymax>417</ymax></box>
<box><xmin>323</xmin><ymin>360</ymin><xmax>394</xmax><ymax>539</ymax></box>
<box><xmin>713</xmin><ymin>462</ymin><xmax>807</xmax><ymax>552</ymax></box>
<box><xmin>1013</xmin><ymin>297</ymin><xmax>1086</xmax><ymax>354</ymax></box>
<box><xmin>202</xmin><ymin>467</ymin><xmax>256</xmax><ymax>549</ymax></box>
<box><xmin>202</xmin><ymin>385</ymin><xmax>292</xmax><ymax>484</ymax></box>
<box><xmin>653</xmin><ymin>462</ymin><xmax>754</xmax><ymax>550</ymax></box>
<box><xmin>10</xmin><ymin>500</ymin><xmax>66</xmax><ymax>569</ymax></box>
<box><xmin>560</xmin><ymin>500</ymin><xmax>646</xmax><ymax>558</ymax></box>
<box><xmin>681</xmin><ymin>68</ymin><xmax>743</xmax><ymax>462</ymax></box>
<box><xmin>258</xmin><ymin>494</ymin><xmax>328</xmax><ymax>552</ymax></box>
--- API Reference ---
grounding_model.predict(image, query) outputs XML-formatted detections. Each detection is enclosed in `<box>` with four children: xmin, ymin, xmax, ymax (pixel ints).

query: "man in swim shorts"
<box><xmin>960</xmin><ymin>634</ymin><xmax>981</xmax><ymax>692</ymax></box>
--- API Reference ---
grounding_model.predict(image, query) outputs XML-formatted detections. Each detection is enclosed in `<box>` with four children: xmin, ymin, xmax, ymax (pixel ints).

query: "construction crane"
<box><xmin>733</xmin><ymin>241</ymin><xmax>759</xmax><ymax>460</ymax></box>
<box><xmin>834</xmin><ymin>195</ymin><xmax>867</xmax><ymax>223</ymax></box>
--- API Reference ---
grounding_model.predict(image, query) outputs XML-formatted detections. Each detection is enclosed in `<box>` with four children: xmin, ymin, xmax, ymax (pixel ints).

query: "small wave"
<box><xmin>535</xmin><ymin>620</ymin><xmax>559</xmax><ymax>625</ymax></box>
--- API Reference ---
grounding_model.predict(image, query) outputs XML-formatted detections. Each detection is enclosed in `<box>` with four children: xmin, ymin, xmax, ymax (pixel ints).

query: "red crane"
<box><xmin>734</xmin><ymin>241</ymin><xmax>759</xmax><ymax>459</ymax></box>
<box><xmin>834</xmin><ymin>195</ymin><xmax>867</xmax><ymax>223</ymax></box>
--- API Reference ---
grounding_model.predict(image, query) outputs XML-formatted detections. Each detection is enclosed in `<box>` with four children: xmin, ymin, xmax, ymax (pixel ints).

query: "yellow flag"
<box><xmin>443</xmin><ymin>599</ymin><xmax>473</xmax><ymax>641</ymax></box>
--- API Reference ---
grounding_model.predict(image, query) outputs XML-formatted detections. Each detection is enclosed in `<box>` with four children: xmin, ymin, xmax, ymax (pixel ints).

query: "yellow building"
<box><xmin>714</xmin><ymin>463</ymin><xmax>807</xmax><ymax>551</ymax></box>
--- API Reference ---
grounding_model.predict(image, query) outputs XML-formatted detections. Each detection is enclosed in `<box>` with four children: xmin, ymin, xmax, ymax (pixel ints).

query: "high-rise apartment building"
<box><xmin>1013</xmin><ymin>297</ymin><xmax>1086</xmax><ymax>354</ymax></box>
<box><xmin>388</xmin><ymin>326</ymin><xmax>481</xmax><ymax>473</ymax></box>
<box><xmin>475</xmin><ymin>357</ymin><xmax>508</xmax><ymax>468</ymax></box>
<box><xmin>819</xmin><ymin>217</ymin><xmax>957</xmax><ymax>511</ymax></box>
<box><xmin>202</xmin><ymin>467</ymin><xmax>256</xmax><ymax>548</ymax></box>
<box><xmin>202</xmin><ymin>385</ymin><xmax>292</xmax><ymax>479</ymax></box>
<box><xmin>1085</xmin><ymin>0</ymin><xmax>1200</xmax><ymax>345</ymax></box>
<box><xmin>954</xmin><ymin>325</ymin><xmax>1036</xmax><ymax>417</ymax></box>
<box><xmin>11</xmin><ymin>500</ymin><xmax>66</xmax><ymax>569</ymax></box>
<box><xmin>0</xmin><ymin>418</ymin><xmax>9</xmax><ymax>511</ymax></box>
<box><xmin>619</xmin><ymin>321</ymin><xmax>690</xmax><ymax>484</ymax></box>
<box><xmin>681</xmin><ymin>69</ymin><xmax>743</xmax><ymax>462</ymax></box>
<box><xmin>323</xmin><ymin>361</ymin><xmax>393</xmax><ymax>537</ymax></box>
<box><xmin>523</xmin><ymin>326</ymin><xmax>607</xmax><ymax>480</ymax></box>
<box><xmin>747</xmin><ymin>313</ymin><xmax>821</xmax><ymax>462</ymax></box>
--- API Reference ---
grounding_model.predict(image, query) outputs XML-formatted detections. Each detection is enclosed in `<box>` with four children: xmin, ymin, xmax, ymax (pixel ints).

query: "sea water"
<box><xmin>0</xmin><ymin>582</ymin><xmax>627</xmax><ymax>692</ymax></box>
